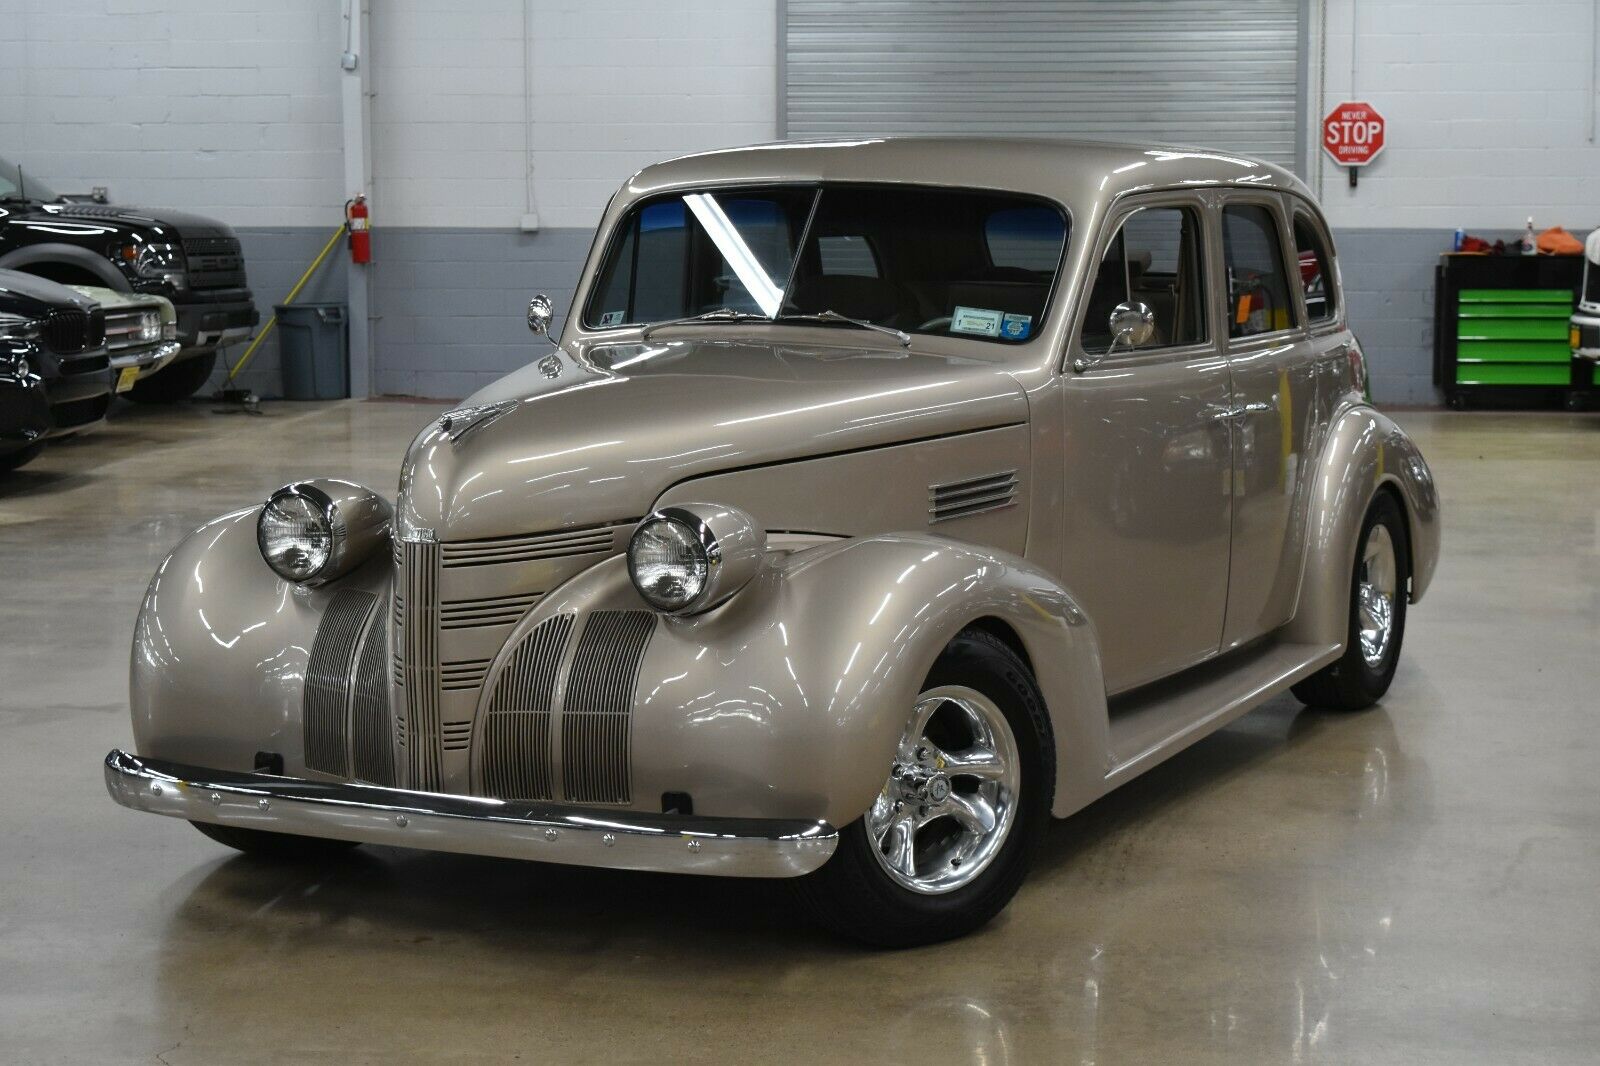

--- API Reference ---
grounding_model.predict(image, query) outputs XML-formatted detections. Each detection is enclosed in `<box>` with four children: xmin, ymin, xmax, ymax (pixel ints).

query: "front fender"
<box><xmin>0</xmin><ymin>243</ymin><xmax>131</xmax><ymax>291</ymax></box>
<box><xmin>512</xmin><ymin>533</ymin><xmax>1108</xmax><ymax>827</ymax></box>
<box><xmin>130</xmin><ymin>506</ymin><xmax>391</xmax><ymax>772</ymax></box>
<box><xmin>1287</xmin><ymin>404</ymin><xmax>1441</xmax><ymax>648</ymax></box>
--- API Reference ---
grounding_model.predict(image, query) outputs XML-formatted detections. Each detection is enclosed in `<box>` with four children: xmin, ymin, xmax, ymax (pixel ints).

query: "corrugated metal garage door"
<box><xmin>781</xmin><ymin>0</ymin><xmax>1303</xmax><ymax>170</ymax></box>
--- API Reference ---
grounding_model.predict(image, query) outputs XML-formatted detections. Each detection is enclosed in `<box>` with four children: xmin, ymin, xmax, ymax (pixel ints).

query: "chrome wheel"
<box><xmin>866</xmin><ymin>685</ymin><xmax>1021</xmax><ymax>895</ymax></box>
<box><xmin>1357</xmin><ymin>524</ymin><xmax>1398</xmax><ymax>668</ymax></box>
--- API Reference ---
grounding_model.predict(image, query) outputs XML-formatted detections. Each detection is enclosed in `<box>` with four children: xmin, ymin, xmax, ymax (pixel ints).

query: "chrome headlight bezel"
<box><xmin>257</xmin><ymin>480</ymin><xmax>393</xmax><ymax>586</ymax></box>
<box><xmin>627</xmin><ymin>503</ymin><xmax>766</xmax><ymax>616</ymax></box>
<box><xmin>0</xmin><ymin>313</ymin><xmax>40</xmax><ymax>342</ymax></box>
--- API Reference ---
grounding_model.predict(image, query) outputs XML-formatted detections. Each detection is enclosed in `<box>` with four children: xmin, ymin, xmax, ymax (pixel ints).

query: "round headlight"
<box><xmin>628</xmin><ymin>514</ymin><xmax>708</xmax><ymax>611</ymax></box>
<box><xmin>258</xmin><ymin>486</ymin><xmax>334</xmax><ymax>582</ymax></box>
<box><xmin>627</xmin><ymin>504</ymin><xmax>766</xmax><ymax>616</ymax></box>
<box><xmin>256</xmin><ymin>480</ymin><xmax>394</xmax><ymax>586</ymax></box>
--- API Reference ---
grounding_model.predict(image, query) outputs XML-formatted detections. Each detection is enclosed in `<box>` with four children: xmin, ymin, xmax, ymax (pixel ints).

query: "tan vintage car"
<box><xmin>105</xmin><ymin>138</ymin><xmax>1440</xmax><ymax>946</ymax></box>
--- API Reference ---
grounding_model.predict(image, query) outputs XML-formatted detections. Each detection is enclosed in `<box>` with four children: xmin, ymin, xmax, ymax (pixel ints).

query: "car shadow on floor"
<box><xmin>155</xmin><ymin>697</ymin><xmax>1399</xmax><ymax>964</ymax></box>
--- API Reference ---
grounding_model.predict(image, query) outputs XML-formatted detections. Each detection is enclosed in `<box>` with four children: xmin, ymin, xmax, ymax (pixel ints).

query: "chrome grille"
<box><xmin>440</xmin><ymin>593</ymin><xmax>541</xmax><ymax>631</ymax></box>
<box><xmin>479</xmin><ymin>614</ymin><xmax>574</xmax><ymax>801</ymax></box>
<box><xmin>929</xmin><ymin>470</ymin><xmax>1019</xmax><ymax>522</ymax></box>
<box><xmin>397</xmin><ymin>537</ymin><xmax>443</xmax><ymax>790</ymax></box>
<box><xmin>350</xmin><ymin>609</ymin><xmax>394</xmax><ymax>785</ymax></box>
<box><xmin>561</xmin><ymin>610</ymin><xmax>655</xmax><ymax>805</ymax></box>
<box><xmin>104</xmin><ymin>307</ymin><xmax>160</xmax><ymax>352</ymax></box>
<box><xmin>302</xmin><ymin>589</ymin><xmax>377</xmax><ymax>776</ymax></box>
<box><xmin>440</xmin><ymin>525</ymin><xmax>626</xmax><ymax>568</ymax></box>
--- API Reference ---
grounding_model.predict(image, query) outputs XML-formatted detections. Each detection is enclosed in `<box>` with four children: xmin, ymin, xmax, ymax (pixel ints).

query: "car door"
<box><xmin>1213</xmin><ymin>194</ymin><xmax>1324</xmax><ymax>651</ymax></box>
<box><xmin>1059</xmin><ymin>193</ymin><xmax>1234</xmax><ymax>695</ymax></box>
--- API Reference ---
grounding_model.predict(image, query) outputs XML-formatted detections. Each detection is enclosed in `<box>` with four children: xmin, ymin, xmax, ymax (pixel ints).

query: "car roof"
<box><xmin>627</xmin><ymin>136</ymin><xmax>1313</xmax><ymax>207</ymax></box>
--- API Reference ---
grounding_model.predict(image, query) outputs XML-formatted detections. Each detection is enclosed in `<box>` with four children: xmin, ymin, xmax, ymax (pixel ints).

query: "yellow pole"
<box><xmin>224</xmin><ymin>222</ymin><xmax>348</xmax><ymax>384</ymax></box>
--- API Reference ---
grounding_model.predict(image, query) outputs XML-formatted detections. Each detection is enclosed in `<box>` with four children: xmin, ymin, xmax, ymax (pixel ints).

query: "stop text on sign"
<box><xmin>1322</xmin><ymin>101</ymin><xmax>1386</xmax><ymax>167</ymax></box>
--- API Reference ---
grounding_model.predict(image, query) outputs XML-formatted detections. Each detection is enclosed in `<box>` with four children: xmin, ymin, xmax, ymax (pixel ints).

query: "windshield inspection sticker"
<box><xmin>1000</xmin><ymin>312</ymin><xmax>1032</xmax><ymax>340</ymax></box>
<box><xmin>952</xmin><ymin>306</ymin><xmax>1003</xmax><ymax>337</ymax></box>
<box><xmin>598</xmin><ymin>310</ymin><xmax>625</xmax><ymax>327</ymax></box>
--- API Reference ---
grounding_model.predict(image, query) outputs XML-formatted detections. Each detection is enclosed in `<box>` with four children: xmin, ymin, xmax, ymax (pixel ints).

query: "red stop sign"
<box><xmin>1322</xmin><ymin>101</ymin><xmax>1386</xmax><ymax>166</ymax></box>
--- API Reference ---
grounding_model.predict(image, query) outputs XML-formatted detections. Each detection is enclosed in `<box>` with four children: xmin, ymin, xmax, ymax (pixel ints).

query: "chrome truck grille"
<box><xmin>390</xmin><ymin>522</ymin><xmax>636</xmax><ymax>797</ymax></box>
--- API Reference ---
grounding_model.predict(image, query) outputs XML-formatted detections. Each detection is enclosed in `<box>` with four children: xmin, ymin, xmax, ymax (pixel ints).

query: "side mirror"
<box><xmin>526</xmin><ymin>293</ymin><xmax>554</xmax><ymax>336</ymax></box>
<box><xmin>1073</xmin><ymin>300</ymin><xmax>1155</xmax><ymax>372</ymax></box>
<box><xmin>1108</xmin><ymin>301</ymin><xmax>1155</xmax><ymax>349</ymax></box>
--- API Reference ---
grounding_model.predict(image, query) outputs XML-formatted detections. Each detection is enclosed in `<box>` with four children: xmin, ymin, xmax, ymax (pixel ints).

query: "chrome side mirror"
<box><xmin>526</xmin><ymin>293</ymin><xmax>554</xmax><ymax>336</ymax></box>
<box><xmin>1073</xmin><ymin>300</ymin><xmax>1155</xmax><ymax>372</ymax></box>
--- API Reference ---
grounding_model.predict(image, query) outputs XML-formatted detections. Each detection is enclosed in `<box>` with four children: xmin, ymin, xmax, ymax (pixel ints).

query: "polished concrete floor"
<box><xmin>1</xmin><ymin>400</ymin><xmax>1597</xmax><ymax>1064</ymax></box>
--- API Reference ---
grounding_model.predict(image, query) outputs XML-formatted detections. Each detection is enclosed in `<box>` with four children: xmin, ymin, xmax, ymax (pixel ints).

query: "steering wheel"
<box><xmin>918</xmin><ymin>316</ymin><xmax>952</xmax><ymax>332</ymax></box>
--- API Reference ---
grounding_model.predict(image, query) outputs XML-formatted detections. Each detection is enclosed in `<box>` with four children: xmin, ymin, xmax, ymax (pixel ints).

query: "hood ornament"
<box><xmin>436</xmin><ymin>399</ymin><xmax>516</xmax><ymax>444</ymax></box>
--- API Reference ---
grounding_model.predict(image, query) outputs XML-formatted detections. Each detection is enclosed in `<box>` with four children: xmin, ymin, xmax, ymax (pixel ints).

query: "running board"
<box><xmin>1103</xmin><ymin>639</ymin><xmax>1341</xmax><ymax>788</ymax></box>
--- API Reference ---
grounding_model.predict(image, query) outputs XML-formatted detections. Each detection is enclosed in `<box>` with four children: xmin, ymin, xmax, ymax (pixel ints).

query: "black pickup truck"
<box><xmin>0</xmin><ymin>154</ymin><xmax>258</xmax><ymax>402</ymax></box>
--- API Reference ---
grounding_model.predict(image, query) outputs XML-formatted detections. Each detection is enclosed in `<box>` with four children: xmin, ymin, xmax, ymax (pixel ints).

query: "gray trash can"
<box><xmin>276</xmin><ymin>303</ymin><xmax>349</xmax><ymax>400</ymax></box>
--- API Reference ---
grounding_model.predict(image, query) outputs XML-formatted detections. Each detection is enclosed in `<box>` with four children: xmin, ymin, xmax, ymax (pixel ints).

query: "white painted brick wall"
<box><xmin>1314</xmin><ymin>0</ymin><xmax>1600</xmax><ymax>230</ymax></box>
<box><xmin>0</xmin><ymin>0</ymin><xmax>344</xmax><ymax>228</ymax></box>
<box><xmin>372</xmin><ymin>0</ymin><xmax>777</xmax><ymax>228</ymax></box>
<box><xmin>2</xmin><ymin>0</ymin><xmax>776</xmax><ymax>230</ymax></box>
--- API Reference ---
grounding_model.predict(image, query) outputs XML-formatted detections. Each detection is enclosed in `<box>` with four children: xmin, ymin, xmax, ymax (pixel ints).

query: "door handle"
<box><xmin>1206</xmin><ymin>401</ymin><xmax>1273</xmax><ymax>422</ymax></box>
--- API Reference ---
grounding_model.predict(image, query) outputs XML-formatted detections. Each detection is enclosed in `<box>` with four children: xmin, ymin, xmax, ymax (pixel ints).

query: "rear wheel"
<box><xmin>128</xmin><ymin>351</ymin><xmax>216</xmax><ymax>404</ymax></box>
<box><xmin>1293</xmin><ymin>491</ymin><xmax>1410</xmax><ymax>711</ymax></box>
<box><xmin>191</xmin><ymin>820</ymin><xmax>361</xmax><ymax>860</ymax></box>
<box><xmin>795</xmin><ymin>629</ymin><xmax>1053</xmax><ymax>947</ymax></box>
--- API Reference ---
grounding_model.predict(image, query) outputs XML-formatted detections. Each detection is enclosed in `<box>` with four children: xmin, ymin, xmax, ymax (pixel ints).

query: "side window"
<box><xmin>1222</xmin><ymin>204</ymin><xmax>1300</xmax><ymax>339</ymax></box>
<box><xmin>1080</xmin><ymin>204</ymin><xmax>1208</xmax><ymax>352</ymax></box>
<box><xmin>1292</xmin><ymin>215</ymin><xmax>1337</xmax><ymax>323</ymax></box>
<box><xmin>818</xmin><ymin>235</ymin><xmax>879</xmax><ymax>278</ymax></box>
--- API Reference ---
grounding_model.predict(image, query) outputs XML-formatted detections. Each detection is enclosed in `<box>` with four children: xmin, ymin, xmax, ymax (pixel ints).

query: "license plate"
<box><xmin>115</xmin><ymin>367</ymin><xmax>140</xmax><ymax>393</ymax></box>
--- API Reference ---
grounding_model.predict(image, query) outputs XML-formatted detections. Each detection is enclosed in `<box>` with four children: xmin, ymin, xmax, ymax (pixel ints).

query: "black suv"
<box><xmin>1</xmin><ymin>268</ymin><xmax>115</xmax><ymax>472</ymax></box>
<box><xmin>0</xmin><ymin>155</ymin><xmax>258</xmax><ymax>402</ymax></box>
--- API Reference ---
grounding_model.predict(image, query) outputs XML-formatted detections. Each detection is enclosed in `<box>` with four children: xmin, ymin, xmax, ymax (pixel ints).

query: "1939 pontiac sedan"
<box><xmin>105</xmin><ymin>139</ymin><xmax>1440</xmax><ymax>946</ymax></box>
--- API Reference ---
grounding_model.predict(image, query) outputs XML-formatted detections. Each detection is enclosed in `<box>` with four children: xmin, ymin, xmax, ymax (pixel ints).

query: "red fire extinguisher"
<box><xmin>346</xmin><ymin>194</ymin><xmax>371</xmax><ymax>264</ymax></box>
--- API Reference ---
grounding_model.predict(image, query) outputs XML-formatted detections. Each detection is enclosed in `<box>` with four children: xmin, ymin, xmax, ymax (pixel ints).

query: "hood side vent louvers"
<box><xmin>929</xmin><ymin>470</ymin><xmax>1019</xmax><ymax>523</ymax></box>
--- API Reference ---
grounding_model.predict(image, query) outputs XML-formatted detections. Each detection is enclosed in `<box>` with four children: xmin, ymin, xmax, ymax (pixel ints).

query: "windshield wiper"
<box><xmin>775</xmin><ymin>309</ymin><xmax>911</xmax><ymax>347</ymax></box>
<box><xmin>639</xmin><ymin>308</ymin><xmax>768</xmax><ymax>340</ymax></box>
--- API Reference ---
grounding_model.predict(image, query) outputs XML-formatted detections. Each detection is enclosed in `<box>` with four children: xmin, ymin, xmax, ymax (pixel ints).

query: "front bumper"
<box><xmin>173</xmin><ymin>292</ymin><xmax>258</xmax><ymax>352</ymax></box>
<box><xmin>104</xmin><ymin>750</ymin><xmax>839</xmax><ymax>878</ymax></box>
<box><xmin>110</xmin><ymin>340</ymin><xmax>182</xmax><ymax>383</ymax></box>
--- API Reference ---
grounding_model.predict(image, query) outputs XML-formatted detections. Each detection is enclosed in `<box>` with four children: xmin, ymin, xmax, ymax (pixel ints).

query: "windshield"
<box><xmin>0</xmin><ymin>157</ymin><xmax>57</xmax><ymax>202</ymax></box>
<box><xmin>583</xmin><ymin>184</ymin><xmax>1068</xmax><ymax>344</ymax></box>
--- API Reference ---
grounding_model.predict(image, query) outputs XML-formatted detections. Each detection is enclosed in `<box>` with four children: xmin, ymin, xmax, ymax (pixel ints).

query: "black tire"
<box><xmin>128</xmin><ymin>351</ymin><xmax>217</xmax><ymax>404</ymax></box>
<box><xmin>191</xmin><ymin>820</ymin><xmax>361</xmax><ymax>861</ymax></box>
<box><xmin>0</xmin><ymin>442</ymin><xmax>43</xmax><ymax>473</ymax></box>
<box><xmin>794</xmin><ymin>628</ymin><xmax>1054</xmax><ymax>948</ymax></box>
<box><xmin>1293</xmin><ymin>491</ymin><xmax>1410</xmax><ymax>711</ymax></box>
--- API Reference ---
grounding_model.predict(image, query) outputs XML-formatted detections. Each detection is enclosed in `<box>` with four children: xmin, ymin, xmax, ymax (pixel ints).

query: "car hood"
<box><xmin>0</xmin><ymin>267</ymin><xmax>96</xmax><ymax>317</ymax></box>
<box><xmin>395</xmin><ymin>336</ymin><xmax>1029</xmax><ymax>541</ymax></box>
<box><xmin>32</xmin><ymin>203</ymin><xmax>237</xmax><ymax>239</ymax></box>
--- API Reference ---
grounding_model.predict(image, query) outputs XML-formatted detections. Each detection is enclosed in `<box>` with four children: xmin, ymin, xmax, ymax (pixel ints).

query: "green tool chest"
<box><xmin>1454</xmin><ymin>289</ymin><xmax>1573</xmax><ymax>385</ymax></box>
<box><xmin>1433</xmin><ymin>254</ymin><xmax>1584</xmax><ymax>408</ymax></box>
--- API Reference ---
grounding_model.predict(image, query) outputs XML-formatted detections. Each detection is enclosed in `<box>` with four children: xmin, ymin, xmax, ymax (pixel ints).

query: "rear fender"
<box><xmin>1287</xmin><ymin>404</ymin><xmax>1441</xmax><ymax>648</ymax></box>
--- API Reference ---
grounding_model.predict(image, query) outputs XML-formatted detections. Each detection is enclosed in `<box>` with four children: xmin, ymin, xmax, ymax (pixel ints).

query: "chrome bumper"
<box><xmin>109</xmin><ymin>340</ymin><xmax>182</xmax><ymax>378</ymax></box>
<box><xmin>103</xmin><ymin>750</ymin><xmax>837</xmax><ymax>878</ymax></box>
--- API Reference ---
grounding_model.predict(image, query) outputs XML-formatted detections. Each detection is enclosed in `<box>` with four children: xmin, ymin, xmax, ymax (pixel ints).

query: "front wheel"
<box><xmin>1293</xmin><ymin>491</ymin><xmax>1410</xmax><ymax>711</ymax></box>
<box><xmin>795</xmin><ymin>629</ymin><xmax>1053</xmax><ymax>947</ymax></box>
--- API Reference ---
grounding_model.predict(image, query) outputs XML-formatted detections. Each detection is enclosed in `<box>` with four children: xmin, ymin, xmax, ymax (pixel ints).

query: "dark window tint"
<box><xmin>1080</xmin><ymin>205</ymin><xmax>1207</xmax><ymax>352</ymax></box>
<box><xmin>818</xmin><ymin>235</ymin><xmax>879</xmax><ymax>277</ymax></box>
<box><xmin>1292</xmin><ymin>215</ymin><xmax>1336</xmax><ymax>322</ymax></box>
<box><xmin>985</xmin><ymin>207</ymin><xmax>1068</xmax><ymax>272</ymax></box>
<box><xmin>1223</xmin><ymin>204</ymin><xmax>1299</xmax><ymax>339</ymax></box>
